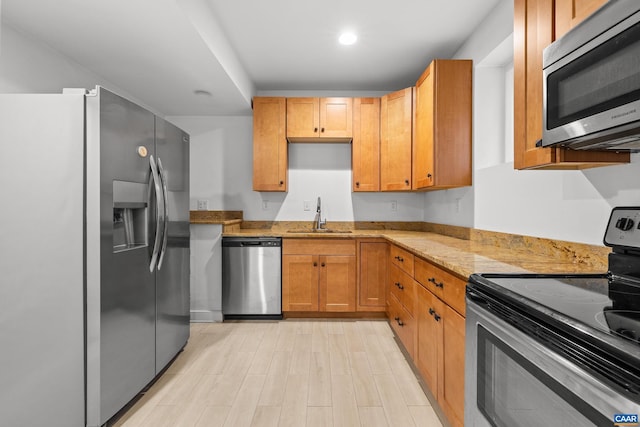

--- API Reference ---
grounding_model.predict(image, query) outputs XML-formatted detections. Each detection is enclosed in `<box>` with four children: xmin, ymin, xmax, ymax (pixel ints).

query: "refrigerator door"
<box><xmin>86</xmin><ymin>87</ymin><xmax>157</xmax><ymax>426</ymax></box>
<box><xmin>155</xmin><ymin>117</ymin><xmax>190</xmax><ymax>372</ymax></box>
<box><xmin>0</xmin><ymin>94</ymin><xmax>85</xmax><ymax>427</ymax></box>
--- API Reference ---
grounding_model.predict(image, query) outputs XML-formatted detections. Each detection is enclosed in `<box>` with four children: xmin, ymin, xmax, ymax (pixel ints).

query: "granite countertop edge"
<box><xmin>221</xmin><ymin>228</ymin><xmax>608</xmax><ymax>278</ymax></box>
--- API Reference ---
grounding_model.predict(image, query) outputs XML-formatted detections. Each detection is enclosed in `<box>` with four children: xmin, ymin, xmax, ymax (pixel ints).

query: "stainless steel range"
<box><xmin>465</xmin><ymin>207</ymin><xmax>640</xmax><ymax>427</ymax></box>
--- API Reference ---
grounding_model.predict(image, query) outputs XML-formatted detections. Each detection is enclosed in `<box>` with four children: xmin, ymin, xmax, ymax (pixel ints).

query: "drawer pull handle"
<box><xmin>397</xmin><ymin>282</ymin><xmax>404</xmax><ymax>290</ymax></box>
<box><xmin>395</xmin><ymin>317</ymin><xmax>404</xmax><ymax>327</ymax></box>
<box><xmin>428</xmin><ymin>308</ymin><xmax>435</xmax><ymax>316</ymax></box>
<box><xmin>434</xmin><ymin>313</ymin><xmax>441</xmax><ymax>322</ymax></box>
<box><xmin>429</xmin><ymin>277</ymin><xmax>444</xmax><ymax>288</ymax></box>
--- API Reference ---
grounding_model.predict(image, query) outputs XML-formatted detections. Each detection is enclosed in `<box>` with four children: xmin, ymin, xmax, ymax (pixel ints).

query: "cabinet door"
<box><xmin>513</xmin><ymin>0</ymin><xmax>628</xmax><ymax>169</ymax></box>
<box><xmin>352</xmin><ymin>98</ymin><xmax>380</xmax><ymax>191</ymax></box>
<box><xmin>416</xmin><ymin>285</ymin><xmax>442</xmax><ymax>395</ymax></box>
<box><xmin>357</xmin><ymin>240</ymin><xmax>388</xmax><ymax>310</ymax></box>
<box><xmin>287</xmin><ymin>97</ymin><xmax>319</xmax><ymax>140</ymax></box>
<box><xmin>380</xmin><ymin>87</ymin><xmax>413</xmax><ymax>191</ymax></box>
<box><xmin>282</xmin><ymin>254</ymin><xmax>319</xmax><ymax>311</ymax></box>
<box><xmin>438</xmin><ymin>304</ymin><xmax>465</xmax><ymax>427</ymax></box>
<box><xmin>555</xmin><ymin>0</ymin><xmax>607</xmax><ymax>38</ymax></box>
<box><xmin>319</xmin><ymin>255</ymin><xmax>356</xmax><ymax>312</ymax></box>
<box><xmin>252</xmin><ymin>97</ymin><xmax>287</xmax><ymax>191</ymax></box>
<box><xmin>320</xmin><ymin>97</ymin><xmax>352</xmax><ymax>139</ymax></box>
<box><xmin>414</xmin><ymin>64</ymin><xmax>434</xmax><ymax>189</ymax></box>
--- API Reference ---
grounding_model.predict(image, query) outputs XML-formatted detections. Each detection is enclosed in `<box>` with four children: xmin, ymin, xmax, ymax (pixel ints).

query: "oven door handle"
<box><xmin>467</xmin><ymin>290</ymin><xmax>490</xmax><ymax>306</ymax></box>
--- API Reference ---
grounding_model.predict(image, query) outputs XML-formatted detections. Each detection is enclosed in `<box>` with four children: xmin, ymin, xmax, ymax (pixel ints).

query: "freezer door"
<box><xmin>86</xmin><ymin>87</ymin><xmax>157</xmax><ymax>426</ymax></box>
<box><xmin>154</xmin><ymin>117</ymin><xmax>190</xmax><ymax>372</ymax></box>
<box><xmin>0</xmin><ymin>94</ymin><xmax>85</xmax><ymax>427</ymax></box>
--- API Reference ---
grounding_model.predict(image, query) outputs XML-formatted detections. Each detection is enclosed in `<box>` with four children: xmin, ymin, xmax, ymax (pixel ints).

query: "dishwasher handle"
<box><xmin>222</xmin><ymin>237</ymin><xmax>282</xmax><ymax>248</ymax></box>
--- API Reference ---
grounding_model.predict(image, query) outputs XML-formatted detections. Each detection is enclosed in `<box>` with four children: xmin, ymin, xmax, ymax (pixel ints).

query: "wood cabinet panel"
<box><xmin>380</xmin><ymin>87</ymin><xmax>413</xmax><ymax>191</ymax></box>
<box><xmin>414</xmin><ymin>60</ymin><xmax>472</xmax><ymax>190</ymax></box>
<box><xmin>286</xmin><ymin>97</ymin><xmax>352</xmax><ymax>142</ymax></box>
<box><xmin>390</xmin><ymin>244</ymin><xmax>414</xmax><ymax>276</ymax></box>
<box><xmin>416</xmin><ymin>284</ymin><xmax>442</xmax><ymax>394</ymax></box>
<box><xmin>352</xmin><ymin>98</ymin><xmax>381</xmax><ymax>192</ymax></box>
<box><xmin>286</xmin><ymin>97</ymin><xmax>319</xmax><ymax>139</ymax></box>
<box><xmin>438</xmin><ymin>304</ymin><xmax>465</xmax><ymax>427</ymax></box>
<box><xmin>387</xmin><ymin>293</ymin><xmax>416</xmax><ymax>359</ymax></box>
<box><xmin>319</xmin><ymin>255</ymin><xmax>356</xmax><ymax>312</ymax></box>
<box><xmin>282</xmin><ymin>239</ymin><xmax>356</xmax><ymax>313</ymax></box>
<box><xmin>357</xmin><ymin>240</ymin><xmax>388</xmax><ymax>311</ymax></box>
<box><xmin>320</xmin><ymin>98</ymin><xmax>352</xmax><ymax>139</ymax></box>
<box><xmin>282</xmin><ymin>254</ymin><xmax>319</xmax><ymax>311</ymax></box>
<box><xmin>252</xmin><ymin>97</ymin><xmax>287</xmax><ymax>191</ymax></box>
<box><xmin>283</xmin><ymin>239</ymin><xmax>355</xmax><ymax>256</ymax></box>
<box><xmin>414</xmin><ymin>257</ymin><xmax>466</xmax><ymax>316</ymax></box>
<box><xmin>555</xmin><ymin>0</ymin><xmax>607</xmax><ymax>38</ymax></box>
<box><xmin>513</xmin><ymin>0</ymin><xmax>629</xmax><ymax>169</ymax></box>
<box><xmin>389</xmin><ymin>264</ymin><xmax>416</xmax><ymax>317</ymax></box>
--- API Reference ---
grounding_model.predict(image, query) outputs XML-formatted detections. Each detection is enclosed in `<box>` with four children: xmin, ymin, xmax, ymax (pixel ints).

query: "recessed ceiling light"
<box><xmin>193</xmin><ymin>89</ymin><xmax>212</xmax><ymax>97</ymax></box>
<box><xmin>338</xmin><ymin>32</ymin><xmax>357</xmax><ymax>46</ymax></box>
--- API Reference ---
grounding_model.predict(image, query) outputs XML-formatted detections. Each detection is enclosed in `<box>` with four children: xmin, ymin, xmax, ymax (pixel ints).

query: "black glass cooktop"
<box><xmin>468</xmin><ymin>273</ymin><xmax>640</xmax><ymax>351</ymax></box>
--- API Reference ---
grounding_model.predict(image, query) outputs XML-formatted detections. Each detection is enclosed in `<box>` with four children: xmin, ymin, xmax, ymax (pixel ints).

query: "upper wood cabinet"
<box><xmin>413</xmin><ymin>59</ymin><xmax>472</xmax><ymax>190</ymax></box>
<box><xmin>380</xmin><ymin>87</ymin><xmax>414</xmax><ymax>191</ymax></box>
<box><xmin>514</xmin><ymin>0</ymin><xmax>629</xmax><ymax>169</ymax></box>
<box><xmin>252</xmin><ymin>97</ymin><xmax>287</xmax><ymax>191</ymax></box>
<box><xmin>352</xmin><ymin>98</ymin><xmax>381</xmax><ymax>192</ymax></box>
<box><xmin>555</xmin><ymin>0</ymin><xmax>606</xmax><ymax>37</ymax></box>
<box><xmin>286</xmin><ymin>97</ymin><xmax>352</xmax><ymax>142</ymax></box>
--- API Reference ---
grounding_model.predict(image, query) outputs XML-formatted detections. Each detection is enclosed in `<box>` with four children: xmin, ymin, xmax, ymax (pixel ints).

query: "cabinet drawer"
<box><xmin>389</xmin><ymin>264</ymin><xmax>416</xmax><ymax>317</ymax></box>
<box><xmin>283</xmin><ymin>238</ymin><xmax>355</xmax><ymax>255</ymax></box>
<box><xmin>387</xmin><ymin>293</ymin><xmax>415</xmax><ymax>358</ymax></box>
<box><xmin>390</xmin><ymin>245</ymin><xmax>414</xmax><ymax>276</ymax></box>
<box><xmin>415</xmin><ymin>257</ymin><xmax>466</xmax><ymax>316</ymax></box>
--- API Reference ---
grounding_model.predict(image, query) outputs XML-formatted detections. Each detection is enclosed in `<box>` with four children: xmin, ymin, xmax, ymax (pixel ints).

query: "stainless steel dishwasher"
<box><xmin>222</xmin><ymin>237</ymin><xmax>282</xmax><ymax>319</ymax></box>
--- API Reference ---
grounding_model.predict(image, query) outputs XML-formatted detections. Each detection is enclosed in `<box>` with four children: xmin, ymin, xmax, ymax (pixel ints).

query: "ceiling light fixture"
<box><xmin>338</xmin><ymin>32</ymin><xmax>357</xmax><ymax>46</ymax></box>
<box><xmin>193</xmin><ymin>89</ymin><xmax>212</xmax><ymax>97</ymax></box>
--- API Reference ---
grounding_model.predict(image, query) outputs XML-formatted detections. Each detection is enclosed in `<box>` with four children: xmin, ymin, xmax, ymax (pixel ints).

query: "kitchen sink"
<box><xmin>286</xmin><ymin>229</ymin><xmax>352</xmax><ymax>234</ymax></box>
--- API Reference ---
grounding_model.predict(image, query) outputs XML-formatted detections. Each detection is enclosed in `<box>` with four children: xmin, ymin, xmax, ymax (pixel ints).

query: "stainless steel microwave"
<box><xmin>542</xmin><ymin>0</ymin><xmax>640</xmax><ymax>151</ymax></box>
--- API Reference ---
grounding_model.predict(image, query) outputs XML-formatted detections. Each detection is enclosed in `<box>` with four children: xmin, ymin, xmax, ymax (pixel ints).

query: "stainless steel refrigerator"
<box><xmin>0</xmin><ymin>87</ymin><xmax>190</xmax><ymax>427</ymax></box>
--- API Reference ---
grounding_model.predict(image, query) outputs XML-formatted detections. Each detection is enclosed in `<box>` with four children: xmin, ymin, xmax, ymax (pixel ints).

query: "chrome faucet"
<box><xmin>313</xmin><ymin>196</ymin><xmax>326</xmax><ymax>230</ymax></box>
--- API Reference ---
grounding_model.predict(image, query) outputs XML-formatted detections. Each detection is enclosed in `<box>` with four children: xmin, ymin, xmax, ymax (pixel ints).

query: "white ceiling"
<box><xmin>2</xmin><ymin>0</ymin><xmax>501</xmax><ymax>116</ymax></box>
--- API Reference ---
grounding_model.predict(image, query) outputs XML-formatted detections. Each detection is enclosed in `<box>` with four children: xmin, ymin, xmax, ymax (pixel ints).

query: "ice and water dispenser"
<box><xmin>112</xmin><ymin>180</ymin><xmax>149</xmax><ymax>252</ymax></box>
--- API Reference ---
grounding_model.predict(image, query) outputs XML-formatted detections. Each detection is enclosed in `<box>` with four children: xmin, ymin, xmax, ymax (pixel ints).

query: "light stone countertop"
<box><xmin>222</xmin><ymin>228</ymin><xmax>609</xmax><ymax>279</ymax></box>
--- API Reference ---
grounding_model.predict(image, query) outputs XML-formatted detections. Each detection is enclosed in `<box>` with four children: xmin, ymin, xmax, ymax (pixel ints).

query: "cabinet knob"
<box><xmin>405</xmin><ymin>179</ymin><xmax>409</xmax><ymax>185</ymax></box>
<box><xmin>356</xmin><ymin>181</ymin><xmax>360</xmax><ymax>187</ymax></box>
<box><xmin>321</xmin><ymin>127</ymin><xmax>325</xmax><ymax>133</ymax></box>
<box><xmin>321</xmin><ymin>262</ymin><xmax>326</xmax><ymax>267</ymax></box>
<box><xmin>427</xmin><ymin>173</ymin><xmax>432</xmax><ymax>179</ymax></box>
<box><xmin>279</xmin><ymin>180</ymin><xmax>284</xmax><ymax>186</ymax></box>
<box><xmin>313</xmin><ymin>262</ymin><xmax>318</xmax><ymax>267</ymax></box>
<box><xmin>314</xmin><ymin>127</ymin><xmax>318</xmax><ymax>132</ymax></box>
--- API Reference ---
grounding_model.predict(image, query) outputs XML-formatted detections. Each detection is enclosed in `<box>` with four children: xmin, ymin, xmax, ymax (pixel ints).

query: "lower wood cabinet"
<box><xmin>416</xmin><ymin>284</ymin><xmax>465</xmax><ymax>427</ymax></box>
<box><xmin>386</xmin><ymin>245</ymin><xmax>466</xmax><ymax>427</ymax></box>
<box><xmin>357</xmin><ymin>239</ymin><xmax>388</xmax><ymax>311</ymax></box>
<box><xmin>282</xmin><ymin>239</ymin><xmax>356</xmax><ymax>312</ymax></box>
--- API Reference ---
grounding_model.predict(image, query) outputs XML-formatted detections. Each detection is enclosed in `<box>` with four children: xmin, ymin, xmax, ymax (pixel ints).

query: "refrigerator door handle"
<box><xmin>149</xmin><ymin>155</ymin><xmax>164</xmax><ymax>272</ymax></box>
<box><xmin>157</xmin><ymin>157</ymin><xmax>169</xmax><ymax>269</ymax></box>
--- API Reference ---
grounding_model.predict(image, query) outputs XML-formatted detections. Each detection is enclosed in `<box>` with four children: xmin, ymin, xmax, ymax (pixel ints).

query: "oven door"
<box><xmin>465</xmin><ymin>296</ymin><xmax>638</xmax><ymax>427</ymax></box>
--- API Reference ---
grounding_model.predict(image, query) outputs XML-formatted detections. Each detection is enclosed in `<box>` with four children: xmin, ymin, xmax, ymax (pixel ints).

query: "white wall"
<box><xmin>0</xmin><ymin>23</ymin><xmax>156</xmax><ymax>113</ymax></box>
<box><xmin>172</xmin><ymin>98</ymin><xmax>425</xmax><ymax>223</ymax></box>
<box><xmin>425</xmin><ymin>0</ymin><xmax>640</xmax><ymax>245</ymax></box>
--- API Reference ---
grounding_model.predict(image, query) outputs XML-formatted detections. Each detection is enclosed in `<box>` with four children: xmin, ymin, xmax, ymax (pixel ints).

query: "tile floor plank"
<box><xmin>111</xmin><ymin>321</ymin><xmax>442</xmax><ymax>427</ymax></box>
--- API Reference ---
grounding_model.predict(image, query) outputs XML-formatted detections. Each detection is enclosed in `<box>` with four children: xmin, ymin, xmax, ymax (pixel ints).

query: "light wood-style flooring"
<box><xmin>112</xmin><ymin>320</ymin><xmax>442</xmax><ymax>427</ymax></box>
